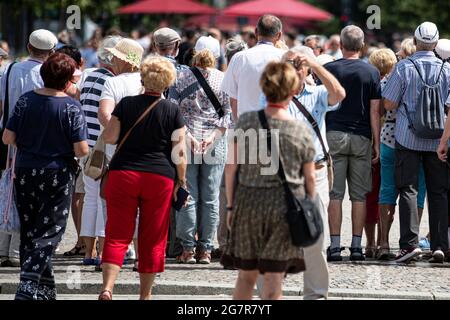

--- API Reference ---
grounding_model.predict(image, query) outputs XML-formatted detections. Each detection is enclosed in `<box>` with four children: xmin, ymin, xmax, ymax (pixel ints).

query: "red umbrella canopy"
<box><xmin>118</xmin><ymin>0</ymin><xmax>217</xmax><ymax>15</ymax></box>
<box><xmin>222</xmin><ymin>0</ymin><xmax>332</xmax><ymax>22</ymax></box>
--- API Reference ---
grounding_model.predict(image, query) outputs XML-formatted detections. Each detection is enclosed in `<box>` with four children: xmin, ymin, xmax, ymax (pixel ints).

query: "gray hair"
<box><xmin>256</xmin><ymin>15</ymin><xmax>282</xmax><ymax>39</ymax></box>
<box><xmin>225</xmin><ymin>37</ymin><xmax>248</xmax><ymax>62</ymax></box>
<box><xmin>341</xmin><ymin>25</ymin><xmax>365</xmax><ymax>52</ymax></box>
<box><xmin>415</xmin><ymin>39</ymin><xmax>437</xmax><ymax>52</ymax></box>
<box><xmin>97</xmin><ymin>35</ymin><xmax>122</xmax><ymax>65</ymax></box>
<box><xmin>286</xmin><ymin>45</ymin><xmax>316</xmax><ymax>60</ymax></box>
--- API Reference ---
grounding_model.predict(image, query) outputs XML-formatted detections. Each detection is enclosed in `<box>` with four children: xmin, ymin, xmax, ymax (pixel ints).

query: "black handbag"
<box><xmin>257</xmin><ymin>110</ymin><xmax>323</xmax><ymax>248</ymax></box>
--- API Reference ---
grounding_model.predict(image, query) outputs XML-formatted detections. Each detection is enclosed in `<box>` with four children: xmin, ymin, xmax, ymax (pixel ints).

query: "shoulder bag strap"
<box><xmin>257</xmin><ymin>110</ymin><xmax>294</xmax><ymax>201</ymax></box>
<box><xmin>292</xmin><ymin>97</ymin><xmax>329</xmax><ymax>161</ymax></box>
<box><xmin>408</xmin><ymin>58</ymin><xmax>426</xmax><ymax>85</ymax></box>
<box><xmin>110</xmin><ymin>98</ymin><xmax>161</xmax><ymax>162</ymax></box>
<box><xmin>2</xmin><ymin>61</ymin><xmax>17</xmax><ymax>130</ymax></box>
<box><xmin>190</xmin><ymin>67</ymin><xmax>225</xmax><ymax>118</ymax></box>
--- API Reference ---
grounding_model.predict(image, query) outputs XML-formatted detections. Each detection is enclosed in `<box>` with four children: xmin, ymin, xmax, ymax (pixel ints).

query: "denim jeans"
<box><xmin>176</xmin><ymin>134</ymin><xmax>226</xmax><ymax>253</ymax></box>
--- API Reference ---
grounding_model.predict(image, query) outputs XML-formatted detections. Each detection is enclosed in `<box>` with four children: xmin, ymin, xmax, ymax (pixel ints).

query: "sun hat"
<box><xmin>153</xmin><ymin>28</ymin><xmax>181</xmax><ymax>48</ymax></box>
<box><xmin>435</xmin><ymin>39</ymin><xmax>450</xmax><ymax>61</ymax></box>
<box><xmin>195</xmin><ymin>36</ymin><xmax>221</xmax><ymax>58</ymax></box>
<box><xmin>105</xmin><ymin>38</ymin><xmax>144</xmax><ymax>68</ymax></box>
<box><xmin>415</xmin><ymin>22</ymin><xmax>439</xmax><ymax>44</ymax></box>
<box><xmin>29</xmin><ymin>29</ymin><xmax>58</xmax><ymax>50</ymax></box>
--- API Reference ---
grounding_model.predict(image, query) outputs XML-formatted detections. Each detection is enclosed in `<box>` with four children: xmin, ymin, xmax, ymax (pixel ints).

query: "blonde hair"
<box><xmin>275</xmin><ymin>40</ymin><xmax>289</xmax><ymax>51</ymax></box>
<box><xmin>369</xmin><ymin>48</ymin><xmax>397</xmax><ymax>77</ymax></box>
<box><xmin>260</xmin><ymin>61</ymin><xmax>300</xmax><ymax>103</ymax></box>
<box><xmin>140</xmin><ymin>56</ymin><xmax>176</xmax><ymax>92</ymax></box>
<box><xmin>400</xmin><ymin>38</ymin><xmax>416</xmax><ymax>57</ymax></box>
<box><xmin>192</xmin><ymin>49</ymin><xmax>216</xmax><ymax>69</ymax></box>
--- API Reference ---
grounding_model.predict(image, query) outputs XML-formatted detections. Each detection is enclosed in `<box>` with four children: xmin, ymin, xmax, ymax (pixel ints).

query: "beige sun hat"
<box><xmin>105</xmin><ymin>38</ymin><xmax>144</xmax><ymax>68</ymax></box>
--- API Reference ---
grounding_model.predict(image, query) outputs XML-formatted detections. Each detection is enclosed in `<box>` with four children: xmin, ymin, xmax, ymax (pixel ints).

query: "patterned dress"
<box><xmin>221</xmin><ymin>111</ymin><xmax>316</xmax><ymax>274</ymax></box>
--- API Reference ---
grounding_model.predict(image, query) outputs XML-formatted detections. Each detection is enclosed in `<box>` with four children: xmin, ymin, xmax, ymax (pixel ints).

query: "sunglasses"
<box><xmin>286</xmin><ymin>59</ymin><xmax>303</xmax><ymax>70</ymax></box>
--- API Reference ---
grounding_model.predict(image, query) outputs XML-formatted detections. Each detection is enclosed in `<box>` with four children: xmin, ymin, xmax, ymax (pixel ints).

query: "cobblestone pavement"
<box><xmin>2</xmin><ymin>193</ymin><xmax>449</xmax><ymax>299</ymax></box>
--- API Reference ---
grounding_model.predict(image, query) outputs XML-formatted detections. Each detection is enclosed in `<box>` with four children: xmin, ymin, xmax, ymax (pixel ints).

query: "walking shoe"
<box><xmin>350</xmin><ymin>247</ymin><xmax>365</xmax><ymax>261</ymax></box>
<box><xmin>327</xmin><ymin>247</ymin><xmax>344</xmax><ymax>262</ymax></box>
<box><xmin>176</xmin><ymin>250</ymin><xmax>196</xmax><ymax>264</ymax></box>
<box><xmin>0</xmin><ymin>257</ymin><xmax>20</xmax><ymax>267</ymax></box>
<box><xmin>419</xmin><ymin>237</ymin><xmax>431</xmax><ymax>250</ymax></box>
<box><xmin>394</xmin><ymin>247</ymin><xmax>422</xmax><ymax>263</ymax></box>
<box><xmin>196</xmin><ymin>251</ymin><xmax>211</xmax><ymax>264</ymax></box>
<box><xmin>377</xmin><ymin>248</ymin><xmax>391</xmax><ymax>261</ymax></box>
<box><xmin>429</xmin><ymin>250</ymin><xmax>445</xmax><ymax>264</ymax></box>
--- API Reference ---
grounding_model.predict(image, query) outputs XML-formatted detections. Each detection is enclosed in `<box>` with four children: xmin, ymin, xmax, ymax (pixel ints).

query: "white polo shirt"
<box><xmin>221</xmin><ymin>43</ymin><xmax>284</xmax><ymax>117</ymax></box>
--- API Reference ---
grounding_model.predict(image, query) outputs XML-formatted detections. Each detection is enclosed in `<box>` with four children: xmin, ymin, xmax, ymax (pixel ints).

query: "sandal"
<box><xmin>98</xmin><ymin>290</ymin><xmax>112</xmax><ymax>300</ymax></box>
<box><xmin>365</xmin><ymin>247</ymin><xmax>376</xmax><ymax>259</ymax></box>
<box><xmin>63</xmin><ymin>246</ymin><xmax>85</xmax><ymax>257</ymax></box>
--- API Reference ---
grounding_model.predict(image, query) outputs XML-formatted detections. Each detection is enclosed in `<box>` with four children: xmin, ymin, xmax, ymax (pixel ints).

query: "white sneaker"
<box><xmin>125</xmin><ymin>246</ymin><xmax>136</xmax><ymax>261</ymax></box>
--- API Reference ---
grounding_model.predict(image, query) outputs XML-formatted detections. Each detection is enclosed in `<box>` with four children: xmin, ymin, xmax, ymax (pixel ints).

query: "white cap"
<box><xmin>195</xmin><ymin>36</ymin><xmax>221</xmax><ymax>58</ymax></box>
<box><xmin>435</xmin><ymin>39</ymin><xmax>450</xmax><ymax>61</ymax></box>
<box><xmin>415</xmin><ymin>22</ymin><xmax>439</xmax><ymax>44</ymax></box>
<box><xmin>29</xmin><ymin>29</ymin><xmax>58</xmax><ymax>50</ymax></box>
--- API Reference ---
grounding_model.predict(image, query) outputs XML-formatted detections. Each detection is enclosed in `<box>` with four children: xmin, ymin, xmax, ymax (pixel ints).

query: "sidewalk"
<box><xmin>1</xmin><ymin>255</ymin><xmax>449</xmax><ymax>299</ymax></box>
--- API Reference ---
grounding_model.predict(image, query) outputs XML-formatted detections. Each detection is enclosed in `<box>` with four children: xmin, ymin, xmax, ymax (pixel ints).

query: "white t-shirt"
<box><xmin>221</xmin><ymin>43</ymin><xmax>284</xmax><ymax>117</ymax></box>
<box><xmin>99</xmin><ymin>72</ymin><xmax>142</xmax><ymax>104</ymax></box>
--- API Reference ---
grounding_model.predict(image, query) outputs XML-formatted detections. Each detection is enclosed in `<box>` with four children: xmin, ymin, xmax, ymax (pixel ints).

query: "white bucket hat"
<box><xmin>195</xmin><ymin>36</ymin><xmax>221</xmax><ymax>58</ymax></box>
<box><xmin>105</xmin><ymin>38</ymin><xmax>144</xmax><ymax>68</ymax></box>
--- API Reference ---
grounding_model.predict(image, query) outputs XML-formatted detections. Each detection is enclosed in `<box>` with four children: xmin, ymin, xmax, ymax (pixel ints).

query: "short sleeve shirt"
<box><xmin>6</xmin><ymin>91</ymin><xmax>88</xmax><ymax>168</ymax></box>
<box><xmin>109</xmin><ymin>95</ymin><xmax>185</xmax><ymax>180</ymax></box>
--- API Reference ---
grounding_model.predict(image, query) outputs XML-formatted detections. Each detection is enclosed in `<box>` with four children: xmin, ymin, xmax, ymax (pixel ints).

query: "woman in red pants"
<box><xmin>99</xmin><ymin>56</ymin><xmax>187</xmax><ymax>300</ymax></box>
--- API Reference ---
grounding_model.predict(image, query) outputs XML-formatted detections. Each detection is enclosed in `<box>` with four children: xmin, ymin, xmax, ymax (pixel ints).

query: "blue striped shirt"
<box><xmin>383</xmin><ymin>51</ymin><xmax>450</xmax><ymax>152</ymax></box>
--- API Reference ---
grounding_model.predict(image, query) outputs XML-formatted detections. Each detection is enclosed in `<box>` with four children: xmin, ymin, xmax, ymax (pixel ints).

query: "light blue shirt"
<box><xmin>383</xmin><ymin>51</ymin><xmax>450</xmax><ymax>152</ymax></box>
<box><xmin>0</xmin><ymin>59</ymin><xmax>44</xmax><ymax>129</ymax></box>
<box><xmin>260</xmin><ymin>84</ymin><xmax>339</xmax><ymax>162</ymax></box>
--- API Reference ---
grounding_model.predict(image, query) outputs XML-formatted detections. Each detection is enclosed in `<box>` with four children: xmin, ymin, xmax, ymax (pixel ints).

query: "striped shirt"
<box><xmin>80</xmin><ymin>68</ymin><xmax>114</xmax><ymax>147</ymax></box>
<box><xmin>383</xmin><ymin>51</ymin><xmax>450</xmax><ymax>152</ymax></box>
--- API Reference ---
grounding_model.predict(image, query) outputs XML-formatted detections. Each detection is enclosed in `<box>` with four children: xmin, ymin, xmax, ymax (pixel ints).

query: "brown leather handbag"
<box><xmin>99</xmin><ymin>98</ymin><xmax>161</xmax><ymax>199</ymax></box>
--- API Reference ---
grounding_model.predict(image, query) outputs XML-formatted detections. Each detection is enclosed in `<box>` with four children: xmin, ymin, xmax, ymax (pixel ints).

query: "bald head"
<box><xmin>256</xmin><ymin>15</ymin><xmax>282</xmax><ymax>42</ymax></box>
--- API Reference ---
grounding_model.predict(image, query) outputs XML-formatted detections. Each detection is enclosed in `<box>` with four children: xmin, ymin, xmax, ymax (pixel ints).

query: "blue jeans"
<box><xmin>176</xmin><ymin>161</ymin><xmax>225</xmax><ymax>252</ymax></box>
<box><xmin>379</xmin><ymin>143</ymin><xmax>426</xmax><ymax>208</ymax></box>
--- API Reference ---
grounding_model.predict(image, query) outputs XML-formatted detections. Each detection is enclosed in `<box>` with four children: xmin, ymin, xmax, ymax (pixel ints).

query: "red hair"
<box><xmin>40</xmin><ymin>52</ymin><xmax>76</xmax><ymax>91</ymax></box>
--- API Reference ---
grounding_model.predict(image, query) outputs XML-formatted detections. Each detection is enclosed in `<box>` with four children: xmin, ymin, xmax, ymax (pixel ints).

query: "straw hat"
<box><xmin>105</xmin><ymin>38</ymin><xmax>144</xmax><ymax>68</ymax></box>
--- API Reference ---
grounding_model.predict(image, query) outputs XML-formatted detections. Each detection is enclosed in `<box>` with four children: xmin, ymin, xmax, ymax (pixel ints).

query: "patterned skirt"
<box><xmin>221</xmin><ymin>184</ymin><xmax>305</xmax><ymax>274</ymax></box>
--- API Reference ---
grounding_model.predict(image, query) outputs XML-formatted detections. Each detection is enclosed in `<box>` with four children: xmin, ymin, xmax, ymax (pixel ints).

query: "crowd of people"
<box><xmin>0</xmin><ymin>14</ymin><xmax>450</xmax><ymax>301</ymax></box>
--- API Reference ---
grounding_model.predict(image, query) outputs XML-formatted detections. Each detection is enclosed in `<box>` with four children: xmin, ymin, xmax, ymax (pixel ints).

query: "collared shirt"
<box><xmin>288</xmin><ymin>85</ymin><xmax>340</xmax><ymax>162</ymax></box>
<box><xmin>259</xmin><ymin>84</ymin><xmax>339</xmax><ymax>162</ymax></box>
<box><xmin>383</xmin><ymin>51</ymin><xmax>450</xmax><ymax>152</ymax></box>
<box><xmin>0</xmin><ymin>58</ymin><xmax>43</xmax><ymax>128</ymax></box>
<box><xmin>221</xmin><ymin>43</ymin><xmax>284</xmax><ymax>117</ymax></box>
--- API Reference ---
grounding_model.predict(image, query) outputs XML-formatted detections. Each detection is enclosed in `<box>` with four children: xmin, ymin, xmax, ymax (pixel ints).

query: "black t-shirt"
<box><xmin>325</xmin><ymin>59</ymin><xmax>381</xmax><ymax>139</ymax></box>
<box><xmin>109</xmin><ymin>95</ymin><xmax>185</xmax><ymax>180</ymax></box>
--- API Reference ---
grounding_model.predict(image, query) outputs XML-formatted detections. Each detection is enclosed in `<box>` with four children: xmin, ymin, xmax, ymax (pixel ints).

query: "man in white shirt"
<box><xmin>0</xmin><ymin>29</ymin><xmax>57</xmax><ymax>268</ymax></box>
<box><xmin>221</xmin><ymin>15</ymin><xmax>285</xmax><ymax>119</ymax></box>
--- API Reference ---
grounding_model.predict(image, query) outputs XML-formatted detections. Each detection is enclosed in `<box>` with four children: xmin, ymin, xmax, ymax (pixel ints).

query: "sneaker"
<box><xmin>350</xmin><ymin>247</ymin><xmax>365</xmax><ymax>261</ymax></box>
<box><xmin>429</xmin><ymin>250</ymin><xmax>445</xmax><ymax>264</ymax></box>
<box><xmin>395</xmin><ymin>247</ymin><xmax>422</xmax><ymax>263</ymax></box>
<box><xmin>419</xmin><ymin>238</ymin><xmax>431</xmax><ymax>250</ymax></box>
<box><xmin>196</xmin><ymin>251</ymin><xmax>211</xmax><ymax>264</ymax></box>
<box><xmin>176</xmin><ymin>250</ymin><xmax>196</xmax><ymax>264</ymax></box>
<box><xmin>0</xmin><ymin>257</ymin><xmax>20</xmax><ymax>267</ymax></box>
<box><xmin>327</xmin><ymin>247</ymin><xmax>344</xmax><ymax>262</ymax></box>
<box><xmin>125</xmin><ymin>246</ymin><xmax>136</xmax><ymax>261</ymax></box>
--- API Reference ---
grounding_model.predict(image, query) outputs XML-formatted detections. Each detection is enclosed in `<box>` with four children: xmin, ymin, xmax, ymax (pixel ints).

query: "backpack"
<box><xmin>402</xmin><ymin>58</ymin><xmax>446</xmax><ymax>139</ymax></box>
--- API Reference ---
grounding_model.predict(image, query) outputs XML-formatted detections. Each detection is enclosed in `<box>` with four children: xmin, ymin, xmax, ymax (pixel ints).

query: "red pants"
<box><xmin>366</xmin><ymin>162</ymin><xmax>381</xmax><ymax>224</ymax></box>
<box><xmin>102</xmin><ymin>170</ymin><xmax>174</xmax><ymax>273</ymax></box>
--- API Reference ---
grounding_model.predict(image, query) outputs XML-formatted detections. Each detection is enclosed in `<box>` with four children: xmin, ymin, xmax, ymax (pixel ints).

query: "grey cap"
<box><xmin>0</xmin><ymin>47</ymin><xmax>8</xmax><ymax>58</ymax></box>
<box><xmin>153</xmin><ymin>28</ymin><xmax>181</xmax><ymax>48</ymax></box>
